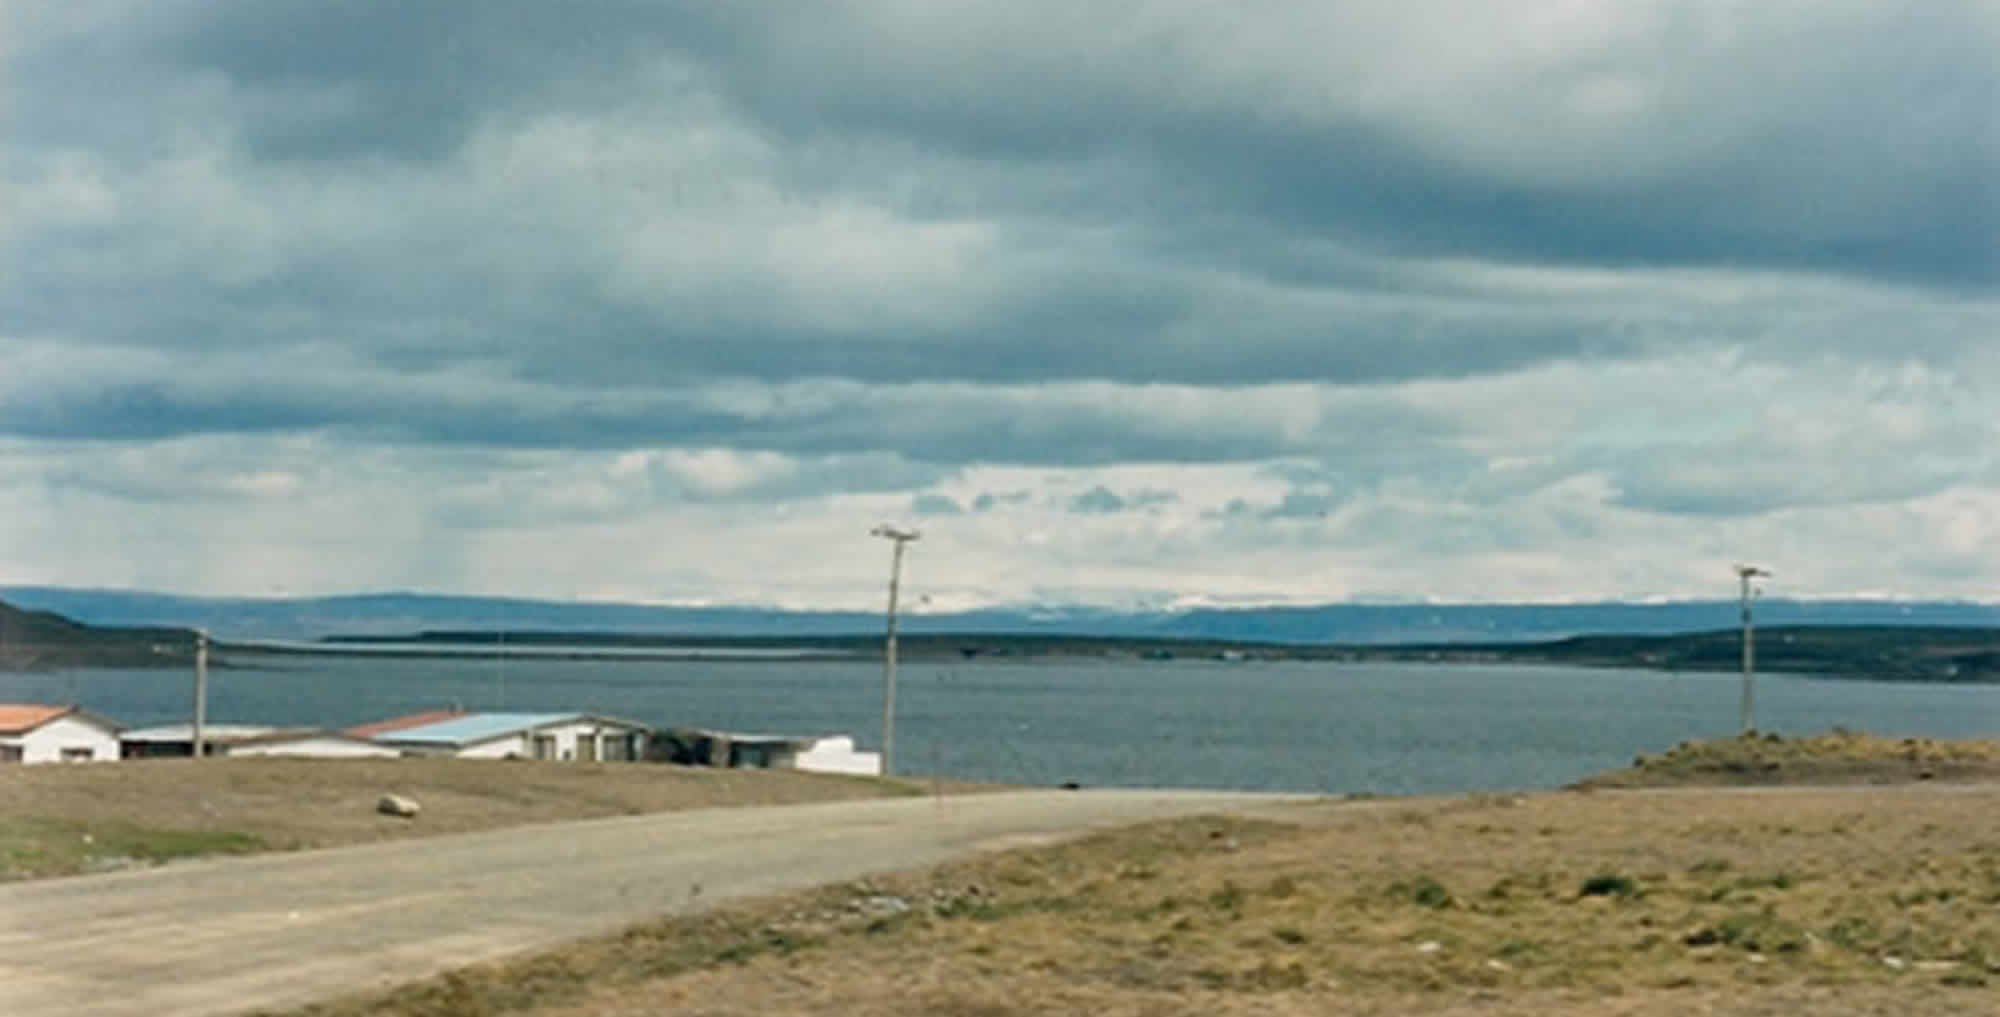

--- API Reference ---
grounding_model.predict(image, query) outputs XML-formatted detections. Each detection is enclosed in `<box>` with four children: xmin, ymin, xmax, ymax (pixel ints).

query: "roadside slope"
<box><xmin>0</xmin><ymin>788</ymin><xmax>1304</xmax><ymax>1017</ymax></box>
<box><xmin>0</xmin><ymin>757</ymin><xmax>932</xmax><ymax>881</ymax></box>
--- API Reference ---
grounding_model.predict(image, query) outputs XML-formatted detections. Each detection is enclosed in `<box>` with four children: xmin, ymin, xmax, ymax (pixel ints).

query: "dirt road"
<box><xmin>0</xmin><ymin>788</ymin><xmax>1306</xmax><ymax>1017</ymax></box>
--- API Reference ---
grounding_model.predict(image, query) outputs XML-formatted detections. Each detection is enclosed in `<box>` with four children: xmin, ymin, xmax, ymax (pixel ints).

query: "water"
<box><xmin>4</xmin><ymin>657</ymin><xmax>1992</xmax><ymax>794</ymax></box>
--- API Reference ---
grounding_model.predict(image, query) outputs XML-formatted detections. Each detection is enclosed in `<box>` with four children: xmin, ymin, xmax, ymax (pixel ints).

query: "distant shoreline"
<box><xmin>242</xmin><ymin>624</ymin><xmax>2000</xmax><ymax>683</ymax></box>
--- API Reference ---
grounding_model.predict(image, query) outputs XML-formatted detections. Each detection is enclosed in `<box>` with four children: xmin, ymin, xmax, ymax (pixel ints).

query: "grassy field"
<box><xmin>0</xmin><ymin>757</ymin><xmax>929</xmax><ymax>881</ymax></box>
<box><xmin>262</xmin><ymin>784</ymin><xmax>2000</xmax><ymax>1017</ymax></box>
<box><xmin>17</xmin><ymin>736</ymin><xmax>2000</xmax><ymax>1015</ymax></box>
<box><xmin>1575</xmin><ymin>729</ymin><xmax>2000</xmax><ymax>788</ymax></box>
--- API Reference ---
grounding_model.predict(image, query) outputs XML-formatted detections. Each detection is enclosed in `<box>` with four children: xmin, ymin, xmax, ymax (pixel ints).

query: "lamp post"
<box><xmin>871</xmin><ymin>525</ymin><xmax>919</xmax><ymax>776</ymax></box>
<box><xmin>1735</xmin><ymin>565</ymin><xmax>1771</xmax><ymax>734</ymax></box>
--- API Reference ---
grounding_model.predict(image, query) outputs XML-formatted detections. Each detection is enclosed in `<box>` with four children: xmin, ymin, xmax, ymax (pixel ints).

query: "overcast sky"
<box><xmin>4</xmin><ymin>1</ymin><xmax>1995</xmax><ymax>609</ymax></box>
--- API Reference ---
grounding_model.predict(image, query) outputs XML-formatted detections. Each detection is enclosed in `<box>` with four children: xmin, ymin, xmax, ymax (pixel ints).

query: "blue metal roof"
<box><xmin>381</xmin><ymin>712</ymin><xmax>581</xmax><ymax>746</ymax></box>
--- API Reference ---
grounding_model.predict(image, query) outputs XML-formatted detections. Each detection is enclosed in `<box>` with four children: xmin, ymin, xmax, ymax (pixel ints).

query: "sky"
<box><xmin>3</xmin><ymin>1</ymin><xmax>1996</xmax><ymax>610</ymax></box>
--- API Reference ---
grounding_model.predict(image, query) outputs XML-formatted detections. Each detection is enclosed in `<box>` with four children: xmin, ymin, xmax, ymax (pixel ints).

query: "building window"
<box><xmin>60</xmin><ymin>747</ymin><xmax>95</xmax><ymax>762</ymax></box>
<box><xmin>0</xmin><ymin>745</ymin><xmax>22</xmax><ymax>763</ymax></box>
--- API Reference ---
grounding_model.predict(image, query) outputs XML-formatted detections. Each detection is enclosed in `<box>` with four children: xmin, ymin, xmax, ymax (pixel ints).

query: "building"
<box><xmin>651</xmin><ymin>727</ymin><xmax>883</xmax><ymax>776</ymax></box>
<box><xmin>360</xmin><ymin>712</ymin><xmax>650</xmax><ymax>761</ymax></box>
<box><xmin>121</xmin><ymin>723</ymin><xmax>279</xmax><ymax>758</ymax></box>
<box><xmin>0</xmin><ymin>704</ymin><xmax>122</xmax><ymax>763</ymax></box>
<box><xmin>227</xmin><ymin>729</ymin><xmax>402</xmax><ymax>758</ymax></box>
<box><xmin>122</xmin><ymin>724</ymin><xmax>401</xmax><ymax>759</ymax></box>
<box><xmin>344</xmin><ymin>708</ymin><xmax>466</xmax><ymax>741</ymax></box>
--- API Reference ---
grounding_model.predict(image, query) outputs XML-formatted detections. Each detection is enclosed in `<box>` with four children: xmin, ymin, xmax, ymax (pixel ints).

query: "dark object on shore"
<box><xmin>1059</xmin><ymin>781</ymin><xmax>1082</xmax><ymax>790</ymax></box>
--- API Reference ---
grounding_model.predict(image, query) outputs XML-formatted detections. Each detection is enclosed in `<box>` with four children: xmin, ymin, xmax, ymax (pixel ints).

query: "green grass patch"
<box><xmin>0</xmin><ymin>817</ymin><xmax>265</xmax><ymax>880</ymax></box>
<box><xmin>1577</xmin><ymin>872</ymin><xmax>1640</xmax><ymax>899</ymax></box>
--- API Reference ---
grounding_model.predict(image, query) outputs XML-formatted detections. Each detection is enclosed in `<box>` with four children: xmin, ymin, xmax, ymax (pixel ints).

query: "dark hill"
<box><xmin>0</xmin><ymin>599</ymin><xmax>196</xmax><ymax>671</ymax></box>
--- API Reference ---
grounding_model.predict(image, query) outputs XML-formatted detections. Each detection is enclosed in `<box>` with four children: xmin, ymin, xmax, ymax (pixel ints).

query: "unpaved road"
<box><xmin>0</xmin><ymin>789</ymin><xmax>1308</xmax><ymax>1017</ymax></box>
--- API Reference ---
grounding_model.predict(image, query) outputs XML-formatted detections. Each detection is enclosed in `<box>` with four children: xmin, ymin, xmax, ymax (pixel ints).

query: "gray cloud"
<box><xmin>911</xmin><ymin>493</ymin><xmax>964</xmax><ymax>517</ymax></box>
<box><xmin>1069</xmin><ymin>486</ymin><xmax>1129</xmax><ymax>514</ymax></box>
<box><xmin>3</xmin><ymin>2</ymin><xmax>1996</xmax><ymax>604</ymax></box>
<box><xmin>971</xmin><ymin>490</ymin><xmax>1031</xmax><ymax>512</ymax></box>
<box><xmin>1068</xmin><ymin>486</ymin><xmax>1178</xmax><ymax>514</ymax></box>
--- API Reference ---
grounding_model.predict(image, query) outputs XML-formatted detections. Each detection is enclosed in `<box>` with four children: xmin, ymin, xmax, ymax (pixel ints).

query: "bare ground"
<box><xmin>268</xmin><ymin>785</ymin><xmax>2000</xmax><ymax>1017</ymax></box>
<box><xmin>0</xmin><ymin>757</ymin><xmax>937</xmax><ymax>879</ymax></box>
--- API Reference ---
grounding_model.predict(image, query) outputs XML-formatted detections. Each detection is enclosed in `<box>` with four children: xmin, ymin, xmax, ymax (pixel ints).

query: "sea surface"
<box><xmin>4</xmin><ymin>656</ymin><xmax>1994</xmax><ymax>794</ymax></box>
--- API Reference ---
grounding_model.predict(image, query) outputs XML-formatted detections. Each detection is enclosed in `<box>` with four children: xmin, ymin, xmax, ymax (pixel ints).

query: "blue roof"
<box><xmin>382</xmin><ymin>712</ymin><xmax>582</xmax><ymax>746</ymax></box>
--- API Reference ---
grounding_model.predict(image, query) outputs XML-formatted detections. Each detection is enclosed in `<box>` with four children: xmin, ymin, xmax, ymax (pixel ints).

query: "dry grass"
<box><xmin>0</xmin><ymin>757</ymin><xmax>930</xmax><ymax>880</ymax></box>
<box><xmin>265</xmin><ymin>786</ymin><xmax>2000</xmax><ymax>1017</ymax></box>
<box><xmin>1577</xmin><ymin>729</ymin><xmax>2000</xmax><ymax>788</ymax></box>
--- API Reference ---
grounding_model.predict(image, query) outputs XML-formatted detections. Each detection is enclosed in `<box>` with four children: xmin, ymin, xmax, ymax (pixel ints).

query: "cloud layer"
<box><xmin>4</xmin><ymin>2</ymin><xmax>1995</xmax><ymax>606</ymax></box>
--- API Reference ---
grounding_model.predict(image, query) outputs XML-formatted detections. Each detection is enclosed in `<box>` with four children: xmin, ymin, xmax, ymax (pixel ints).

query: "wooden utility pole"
<box><xmin>871</xmin><ymin>525</ymin><xmax>919</xmax><ymax>776</ymax></box>
<box><xmin>1735</xmin><ymin>565</ymin><xmax>1770</xmax><ymax>734</ymax></box>
<box><xmin>193</xmin><ymin>630</ymin><xmax>209</xmax><ymax>758</ymax></box>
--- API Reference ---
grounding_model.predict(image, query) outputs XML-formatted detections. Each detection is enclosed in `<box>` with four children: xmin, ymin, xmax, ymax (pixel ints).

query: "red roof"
<box><xmin>0</xmin><ymin>704</ymin><xmax>77</xmax><ymax>734</ymax></box>
<box><xmin>344</xmin><ymin>708</ymin><xmax>465</xmax><ymax>739</ymax></box>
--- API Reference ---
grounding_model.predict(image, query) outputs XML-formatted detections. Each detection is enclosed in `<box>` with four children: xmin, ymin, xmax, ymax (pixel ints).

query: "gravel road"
<box><xmin>0</xmin><ymin>788</ymin><xmax>1308</xmax><ymax>1017</ymax></box>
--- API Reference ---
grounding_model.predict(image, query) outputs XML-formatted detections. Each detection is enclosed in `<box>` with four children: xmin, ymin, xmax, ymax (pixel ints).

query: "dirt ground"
<box><xmin>0</xmin><ymin>757</ymin><xmax>936</xmax><ymax>879</ymax></box>
<box><xmin>271</xmin><ymin>784</ymin><xmax>2000</xmax><ymax>1017</ymax></box>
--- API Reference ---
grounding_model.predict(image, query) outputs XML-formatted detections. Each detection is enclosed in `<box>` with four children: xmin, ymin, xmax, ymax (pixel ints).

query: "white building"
<box><xmin>658</xmin><ymin>728</ymin><xmax>883</xmax><ymax>776</ymax></box>
<box><xmin>122</xmin><ymin>724</ymin><xmax>404</xmax><ymax>759</ymax></box>
<box><xmin>0</xmin><ymin>704</ymin><xmax>122</xmax><ymax>763</ymax></box>
<box><xmin>792</xmin><ymin>735</ymin><xmax>884</xmax><ymax>776</ymax></box>
<box><xmin>121</xmin><ymin>723</ymin><xmax>280</xmax><ymax>759</ymax></box>
<box><xmin>364</xmin><ymin>712</ymin><xmax>650</xmax><ymax>761</ymax></box>
<box><xmin>227</xmin><ymin>730</ymin><xmax>401</xmax><ymax>758</ymax></box>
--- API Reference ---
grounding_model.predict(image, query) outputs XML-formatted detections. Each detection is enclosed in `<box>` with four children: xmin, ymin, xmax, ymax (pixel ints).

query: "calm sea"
<box><xmin>4</xmin><ymin>656</ymin><xmax>1993</xmax><ymax>794</ymax></box>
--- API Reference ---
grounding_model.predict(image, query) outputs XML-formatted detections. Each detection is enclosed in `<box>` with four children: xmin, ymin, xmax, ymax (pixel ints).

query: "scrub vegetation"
<box><xmin>264</xmin><ymin>783</ymin><xmax>2000</xmax><ymax>1017</ymax></box>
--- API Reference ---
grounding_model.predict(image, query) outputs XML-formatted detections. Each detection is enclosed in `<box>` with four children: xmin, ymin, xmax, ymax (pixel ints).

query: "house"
<box><xmin>122</xmin><ymin>724</ymin><xmax>399</xmax><ymax>759</ymax></box>
<box><xmin>359</xmin><ymin>712</ymin><xmax>650</xmax><ymax>761</ymax></box>
<box><xmin>651</xmin><ymin>727</ymin><xmax>883</xmax><ymax>776</ymax></box>
<box><xmin>0</xmin><ymin>704</ymin><xmax>122</xmax><ymax>763</ymax></box>
<box><xmin>121</xmin><ymin>723</ymin><xmax>282</xmax><ymax>758</ymax></box>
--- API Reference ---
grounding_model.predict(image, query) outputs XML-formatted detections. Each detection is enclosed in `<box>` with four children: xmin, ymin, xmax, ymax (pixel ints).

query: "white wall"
<box><xmin>459</xmin><ymin>720</ymin><xmax>645</xmax><ymax>761</ymax></box>
<box><xmin>11</xmin><ymin>715</ymin><xmax>121</xmax><ymax>764</ymax></box>
<box><xmin>454</xmin><ymin>733</ymin><xmax>530</xmax><ymax>759</ymax></box>
<box><xmin>794</xmin><ymin>736</ymin><xmax>883</xmax><ymax>776</ymax></box>
<box><xmin>228</xmin><ymin>737</ymin><xmax>399</xmax><ymax>759</ymax></box>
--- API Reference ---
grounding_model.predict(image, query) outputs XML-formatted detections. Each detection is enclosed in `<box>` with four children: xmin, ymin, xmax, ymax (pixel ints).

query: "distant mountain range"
<box><xmin>4</xmin><ymin>585</ymin><xmax>1996</xmax><ymax>645</ymax></box>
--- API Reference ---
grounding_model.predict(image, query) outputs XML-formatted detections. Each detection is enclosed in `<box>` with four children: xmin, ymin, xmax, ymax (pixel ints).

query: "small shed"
<box><xmin>0</xmin><ymin>704</ymin><xmax>122</xmax><ymax>763</ymax></box>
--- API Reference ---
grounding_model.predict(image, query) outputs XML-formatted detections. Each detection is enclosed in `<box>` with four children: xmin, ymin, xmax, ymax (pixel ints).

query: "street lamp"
<box><xmin>871</xmin><ymin>524</ymin><xmax>919</xmax><ymax>776</ymax></box>
<box><xmin>1734</xmin><ymin>564</ymin><xmax>1771</xmax><ymax>734</ymax></box>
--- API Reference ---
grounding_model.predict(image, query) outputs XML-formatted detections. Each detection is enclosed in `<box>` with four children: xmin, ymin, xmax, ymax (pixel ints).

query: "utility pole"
<box><xmin>1735</xmin><ymin>565</ymin><xmax>1770</xmax><ymax>734</ymax></box>
<box><xmin>871</xmin><ymin>524</ymin><xmax>919</xmax><ymax>776</ymax></box>
<box><xmin>193</xmin><ymin>629</ymin><xmax>210</xmax><ymax>759</ymax></box>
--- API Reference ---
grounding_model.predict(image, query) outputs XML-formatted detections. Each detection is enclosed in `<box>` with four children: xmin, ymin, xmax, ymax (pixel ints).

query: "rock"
<box><xmin>852</xmin><ymin>894</ymin><xmax>911</xmax><ymax>916</ymax></box>
<box><xmin>1416</xmin><ymin>940</ymin><xmax>1443</xmax><ymax>954</ymax></box>
<box><xmin>376</xmin><ymin>793</ymin><xmax>420</xmax><ymax>818</ymax></box>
